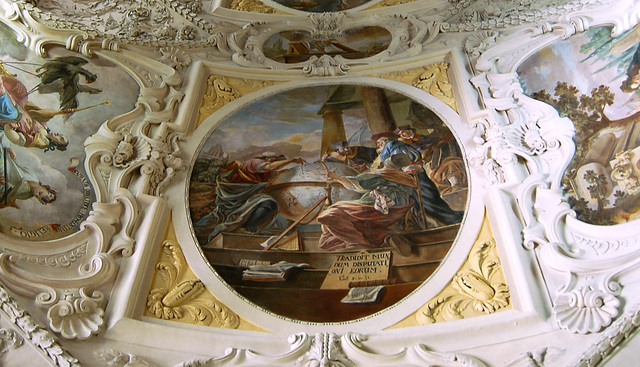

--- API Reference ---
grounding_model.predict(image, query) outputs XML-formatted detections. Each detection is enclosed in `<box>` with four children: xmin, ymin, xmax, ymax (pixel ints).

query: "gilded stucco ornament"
<box><xmin>415</xmin><ymin>239</ymin><xmax>510</xmax><ymax>324</ymax></box>
<box><xmin>146</xmin><ymin>241</ymin><xmax>240</xmax><ymax>329</ymax></box>
<box><xmin>197</xmin><ymin>74</ymin><xmax>280</xmax><ymax>126</ymax></box>
<box><xmin>377</xmin><ymin>63</ymin><xmax>457</xmax><ymax>111</ymax></box>
<box><xmin>228</xmin><ymin>0</ymin><xmax>278</xmax><ymax>14</ymax></box>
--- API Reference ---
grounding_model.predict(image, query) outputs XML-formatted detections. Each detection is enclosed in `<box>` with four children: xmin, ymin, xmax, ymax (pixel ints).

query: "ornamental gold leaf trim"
<box><xmin>196</xmin><ymin>75</ymin><xmax>282</xmax><ymax>128</ymax></box>
<box><xmin>365</xmin><ymin>0</ymin><xmax>418</xmax><ymax>9</ymax></box>
<box><xmin>377</xmin><ymin>62</ymin><xmax>458</xmax><ymax>112</ymax></box>
<box><xmin>389</xmin><ymin>210</ymin><xmax>511</xmax><ymax>328</ymax></box>
<box><xmin>144</xmin><ymin>215</ymin><xmax>268</xmax><ymax>332</ymax></box>
<box><xmin>228</xmin><ymin>0</ymin><xmax>280</xmax><ymax>14</ymax></box>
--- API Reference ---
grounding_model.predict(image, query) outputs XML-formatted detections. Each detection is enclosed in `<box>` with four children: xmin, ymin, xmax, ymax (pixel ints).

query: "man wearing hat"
<box><xmin>373</xmin><ymin>131</ymin><xmax>463</xmax><ymax>226</ymax></box>
<box><xmin>395</xmin><ymin>125</ymin><xmax>438</xmax><ymax>157</ymax></box>
<box><xmin>324</xmin><ymin>140</ymin><xmax>377</xmax><ymax>172</ymax></box>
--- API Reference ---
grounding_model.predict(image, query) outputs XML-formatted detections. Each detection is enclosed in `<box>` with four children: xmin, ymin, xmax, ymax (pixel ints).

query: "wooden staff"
<box><xmin>3</xmin><ymin>147</ymin><xmax>8</xmax><ymax>206</ymax></box>
<box><xmin>413</xmin><ymin>173</ymin><xmax>428</xmax><ymax>229</ymax></box>
<box><xmin>263</xmin><ymin>194</ymin><xmax>328</xmax><ymax>251</ymax></box>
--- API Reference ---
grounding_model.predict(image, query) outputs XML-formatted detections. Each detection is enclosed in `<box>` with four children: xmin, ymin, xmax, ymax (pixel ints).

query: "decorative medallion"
<box><xmin>190</xmin><ymin>83</ymin><xmax>467</xmax><ymax>322</ymax></box>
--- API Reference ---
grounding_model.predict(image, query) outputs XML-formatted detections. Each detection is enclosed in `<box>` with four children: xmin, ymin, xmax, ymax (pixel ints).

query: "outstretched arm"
<box><xmin>263</xmin><ymin>157</ymin><xmax>306</xmax><ymax>171</ymax></box>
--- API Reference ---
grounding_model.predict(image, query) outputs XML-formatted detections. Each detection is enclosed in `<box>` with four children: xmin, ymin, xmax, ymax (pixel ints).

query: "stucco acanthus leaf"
<box><xmin>0</xmin><ymin>285</ymin><xmax>81</xmax><ymax>366</ymax></box>
<box><xmin>569</xmin><ymin>302</ymin><xmax>640</xmax><ymax>367</ymax></box>
<box><xmin>297</xmin><ymin>332</ymin><xmax>355</xmax><ymax>367</ymax></box>
<box><xmin>416</xmin><ymin>239</ymin><xmax>510</xmax><ymax>324</ymax></box>
<box><xmin>146</xmin><ymin>241</ymin><xmax>240</xmax><ymax>329</ymax></box>
<box><xmin>302</xmin><ymin>54</ymin><xmax>350</xmax><ymax>77</ymax></box>
<box><xmin>377</xmin><ymin>63</ymin><xmax>458</xmax><ymax>111</ymax></box>
<box><xmin>440</xmin><ymin>0</ymin><xmax>606</xmax><ymax>33</ymax></box>
<box><xmin>95</xmin><ymin>348</ymin><xmax>157</xmax><ymax>367</ymax></box>
<box><xmin>29</xmin><ymin>0</ymin><xmax>236</xmax><ymax>48</ymax></box>
<box><xmin>0</xmin><ymin>328</ymin><xmax>23</xmax><ymax>356</ymax></box>
<box><xmin>501</xmin><ymin>347</ymin><xmax>565</xmax><ymax>367</ymax></box>
<box><xmin>228</xmin><ymin>0</ymin><xmax>278</xmax><ymax>14</ymax></box>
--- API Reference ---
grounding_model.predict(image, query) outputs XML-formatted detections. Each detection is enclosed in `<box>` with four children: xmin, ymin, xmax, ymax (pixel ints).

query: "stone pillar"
<box><xmin>360</xmin><ymin>86</ymin><xmax>396</xmax><ymax>135</ymax></box>
<box><xmin>319</xmin><ymin>105</ymin><xmax>347</xmax><ymax>158</ymax></box>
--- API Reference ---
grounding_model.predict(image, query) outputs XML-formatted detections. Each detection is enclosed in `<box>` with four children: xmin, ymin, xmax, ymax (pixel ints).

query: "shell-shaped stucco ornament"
<box><xmin>47</xmin><ymin>291</ymin><xmax>105</xmax><ymax>340</ymax></box>
<box><xmin>303</xmin><ymin>55</ymin><xmax>350</xmax><ymax>77</ymax></box>
<box><xmin>553</xmin><ymin>287</ymin><xmax>620</xmax><ymax>334</ymax></box>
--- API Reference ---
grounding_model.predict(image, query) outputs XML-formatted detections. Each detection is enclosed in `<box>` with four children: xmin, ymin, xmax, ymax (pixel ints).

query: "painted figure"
<box><xmin>317</xmin><ymin>153</ymin><xmax>417</xmax><ymax>256</ymax></box>
<box><xmin>194</xmin><ymin>152</ymin><xmax>305</xmax><ymax>244</ymax></box>
<box><xmin>374</xmin><ymin>132</ymin><xmax>463</xmax><ymax>226</ymax></box>
<box><xmin>0</xmin><ymin>132</ymin><xmax>56</xmax><ymax>208</ymax></box>
<box><xmin>323</xmin><ymin>140</ymin><xmax>377</xmax><ymax>172</ymax></box>
<box><xmin>0</xmin><ymin>76</ymin><xmax>69</xmax><ymax>151</ymax></box>
<box><xmin>395</xmin><ymin>125</ymin><xmax>438</xmax><ymax>157</ymax></box>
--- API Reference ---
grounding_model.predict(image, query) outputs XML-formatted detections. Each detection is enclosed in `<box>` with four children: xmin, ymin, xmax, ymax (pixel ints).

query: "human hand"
<box><xmin>403</xmin><ymin>165</ymin><xmax>423</xmax><ymax>174</ymax></box>
<box><xmin>3</xmin><ymin>147</ymin><xmax>16</xmax><ymax>160</ymax></box>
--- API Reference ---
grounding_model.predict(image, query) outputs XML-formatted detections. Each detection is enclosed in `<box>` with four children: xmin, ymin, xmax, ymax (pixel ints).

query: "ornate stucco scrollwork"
<box><xmin>297</xmin><ymin>333</ymin><xmax>355</xmax><ymax>367</ymax></box>
<box><xmin>0</xmin><ymin>328</ymin><xmax>22</xmax><ymax>357</ymax></box>
<box><xmin>0</xmin><ymin>285</ymin><xmax>80</xmax><ymax>366</ymax></box>
<box><xmin>47</xmin><ymin>289</ymin><xmax>105</xmax><ymax>340</ymax></box>
<box><xmin>302</xmin><ymin>54</ymin><xmax>350</xmax><ymax>77</ymax></box>
<box><xmin>140</xmin><ymin>132</ymin><xmax>186</xmax><ymax>196</ymax></box>
<box><xmin>553</xmin><ymin>286</ymin><xmax>620</xmax><ymax>334</ymax></box>
<box><xmin>415</xmin><ymin>239</ymin><xmax>510</xmax><ymax>324</ymax></box>
<box><xmin>146</xmin><ymin>241</ymin><xmax>240</xmax><ymax>329</ymax></box>
<box><xmin>95</xmin><ymin>348</ymin><xmax>157</xmax><ymax>367</ymax></box>
<box><xmin>568</xmin><ymin>303</ymin><xmax>640</xmax><ymax>366</ymax></box>
<box><xmin>225</xmin><ymin>11</ymin><xmax>436</xmax><ymax>75</ymax></box>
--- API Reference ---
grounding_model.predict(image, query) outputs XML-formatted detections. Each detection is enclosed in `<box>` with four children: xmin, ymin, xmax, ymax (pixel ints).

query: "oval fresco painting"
<box><xmin>189</xmin><ymin>85</ymin><xmax>467</xmax><ymax>322</ymax></box>
<box><xmin>0</xmin><ymin>24</ymin><xmax>138</xmax><ymax>240</ymax></box>
<box><xmin>263</xmin><ymin>27</ymin><xmax>392</xmax><ymax>64</ymax></box>
<box><xmin>270</xmin><ymin>0</ymin><xmax>373</xmax><ymax>12</ymax></box>
<box><xmin>519</xmin><ymin>25</ymin><xmax>640</xmax><ymax>225</ymax></box>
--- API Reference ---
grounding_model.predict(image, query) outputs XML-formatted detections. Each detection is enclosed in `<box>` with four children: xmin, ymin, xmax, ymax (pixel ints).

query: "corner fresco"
<box><xmin>263</xmin><ymin>27</ymin><xmax>392</xmax><ymax>64</ymax></box>
<box><xmin>268</xmin><ymin>0</ymin><xmax>373</xmax><ymax>12</ymax></box>
<box><xmin>0</xmin><ymin>25</ymin><xmax>139</xmax><ymax>240</ymax></box>
<box><xmin>189</xmin><ymin>84</ymin><xmax>467</xmax><ymax>322</ymax></box>
<box><xmin>519</xmin><ymin>25</ymin><xmax>640</xmax><ymax>225</ymax></box>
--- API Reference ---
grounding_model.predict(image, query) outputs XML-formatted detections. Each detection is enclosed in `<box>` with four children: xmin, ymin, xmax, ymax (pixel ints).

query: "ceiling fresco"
<box><xmin>519</xmin><ymin>25</ymin><xmax>640</xmax><ymax>225</ymax></box>
<box><xmin>189</xmin><ymin>84</ymin><xmax>467</xmax><ymax>322</ymax></box>
<box><xmin>0</xmin><ymin>24</ymin><xmax>139</xmax><ymax>240</ymax></box>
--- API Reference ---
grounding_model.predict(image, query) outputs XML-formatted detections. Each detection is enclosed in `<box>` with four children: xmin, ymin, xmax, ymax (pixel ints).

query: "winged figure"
<box><xmin>35</xmin><ymin>56</ymin><xmax>102</xmax><ymax>112</ymax></box>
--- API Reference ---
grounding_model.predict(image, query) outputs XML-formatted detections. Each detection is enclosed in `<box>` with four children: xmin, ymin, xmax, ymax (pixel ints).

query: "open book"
<box><xmin>241</xmin><ymin>260</ymin><xmax>310</xmax><ymax>282</ymax></box>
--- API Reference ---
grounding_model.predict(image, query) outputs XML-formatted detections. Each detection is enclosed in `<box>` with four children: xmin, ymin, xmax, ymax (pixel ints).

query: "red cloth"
<box><xmin>317</xmin><ymin>201</ymin><xmax>413</xmax><ymax>251</ymax></box>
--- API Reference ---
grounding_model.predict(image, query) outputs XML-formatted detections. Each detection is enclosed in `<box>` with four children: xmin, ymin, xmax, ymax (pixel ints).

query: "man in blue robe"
<box><xmin>373</xmin><ymin>132</ymin><xmax>463</xmax><ymax>226</ymax></box>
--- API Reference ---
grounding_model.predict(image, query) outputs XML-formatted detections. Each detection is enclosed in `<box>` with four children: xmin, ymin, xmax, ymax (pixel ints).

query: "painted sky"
<box><xmin>200</xmin><ymin>85</ymin><xmax>382</xmax><ymax>162</ymax></box>
<box><xmin>0</xmin><ymin>24</ymin><xmax>139</xmax><ymax>236</ymax></box>
<box><xmin>518</xmin><ymin>26</ymin><xmax>640</xmax><ymax>120</ymax></box>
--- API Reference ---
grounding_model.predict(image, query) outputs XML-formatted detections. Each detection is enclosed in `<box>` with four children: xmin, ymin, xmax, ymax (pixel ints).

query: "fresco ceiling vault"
<box><xmin>0</xmin><ymin>0</ymin><xmax>640</xmax><ymax>366</ymax></box>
